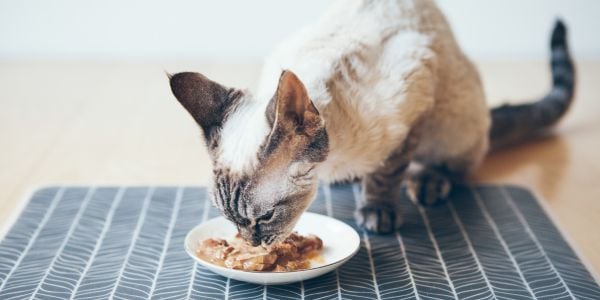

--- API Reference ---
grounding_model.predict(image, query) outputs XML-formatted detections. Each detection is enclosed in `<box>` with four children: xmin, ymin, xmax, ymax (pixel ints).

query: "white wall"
<box><xmin>1</xmin><ymin>0</ymin><xmax>599</xmax><ymax>62</ymax></box>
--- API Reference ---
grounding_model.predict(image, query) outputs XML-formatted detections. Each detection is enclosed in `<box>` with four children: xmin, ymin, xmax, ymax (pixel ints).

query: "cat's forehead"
<box><xmin>215</xmin><ymin>100</ymin><xmax>271</xmax><ymax>174</ymax></box>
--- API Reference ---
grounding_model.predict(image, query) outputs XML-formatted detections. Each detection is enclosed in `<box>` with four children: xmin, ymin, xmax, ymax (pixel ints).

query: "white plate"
<box><xmin>184</xmin><ymin>212</ymin><xmax>360</xmax><ymax>285</ymax></box>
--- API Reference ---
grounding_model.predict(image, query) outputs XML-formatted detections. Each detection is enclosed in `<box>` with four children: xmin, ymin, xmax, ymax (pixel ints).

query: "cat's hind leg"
<box><xmin>406</xmin><ymin>165</ymin><xmax>456</xmax><ymax>206</ymax></box>
<box><xmin>409</xmin><ymin>135</ymin><xmax>488</xmax><ymax>206</ymax></box>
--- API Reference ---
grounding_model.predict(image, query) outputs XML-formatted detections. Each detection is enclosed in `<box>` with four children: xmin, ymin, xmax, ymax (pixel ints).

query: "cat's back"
<box><xmin>256</xmin><ymin>0</ymin><xmax>446</xmax><ymax>104</ymax></box>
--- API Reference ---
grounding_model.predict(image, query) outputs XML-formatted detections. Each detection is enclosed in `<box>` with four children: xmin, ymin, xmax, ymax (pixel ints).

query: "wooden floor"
<box><xmin>1</xmin><ymin>60</ymin><xmax>598</xmax><ymax>275</ymax></box>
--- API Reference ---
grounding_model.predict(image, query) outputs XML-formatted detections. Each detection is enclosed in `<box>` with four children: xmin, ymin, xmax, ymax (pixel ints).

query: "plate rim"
<box><xmin>184</xmin><ymin>212</ymin><xmax>361</xmax><ymax>275</ymax></box>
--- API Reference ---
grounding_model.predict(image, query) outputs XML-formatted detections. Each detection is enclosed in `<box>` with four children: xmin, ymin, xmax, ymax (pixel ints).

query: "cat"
<box><xmin>169</xmin><ymin>0</ymin><xmax>574</xmax><ymax>246</ymax></box>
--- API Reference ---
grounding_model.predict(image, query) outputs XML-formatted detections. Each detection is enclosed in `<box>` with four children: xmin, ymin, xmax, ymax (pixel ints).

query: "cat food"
<box><xmin>197</xmin><ymin>232</ymin><xmax>323</xmax><ymax>272</ymax></box>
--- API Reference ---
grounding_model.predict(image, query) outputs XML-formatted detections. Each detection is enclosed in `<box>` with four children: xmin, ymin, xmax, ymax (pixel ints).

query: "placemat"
<box><xmin>0</xmin><ymin>184</ymin><xmax>598</xmax><ymax>300</ymax></box>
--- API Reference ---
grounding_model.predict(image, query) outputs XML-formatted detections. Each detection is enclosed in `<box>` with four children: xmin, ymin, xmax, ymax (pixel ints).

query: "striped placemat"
<box><xmin>0</xmin><ymin>184</ymin><xmax>598</xmax><ymax>299</ymax></box>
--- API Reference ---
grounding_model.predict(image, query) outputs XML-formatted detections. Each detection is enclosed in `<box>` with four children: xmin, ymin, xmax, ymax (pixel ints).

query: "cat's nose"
<box><xmin>250</xmin><ymin>237</ymin><xmax>261</xmax><ymax>247</ymax></box>
<box><xmin>237</xmin><ymin>227</ymin><xmax>262</xmax><ymax>246</ymax></box>
<box><xmin>246</xmin><ymin>230</ymin><xmax>262</xmax><ymax>246</ymax></box>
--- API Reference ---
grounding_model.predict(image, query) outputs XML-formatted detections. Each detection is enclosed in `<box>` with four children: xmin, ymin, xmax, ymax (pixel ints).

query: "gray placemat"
<box><xmin>0</xmin><ymin>184</ymin><xmax>598</xmax><ymax>300</ymax></box>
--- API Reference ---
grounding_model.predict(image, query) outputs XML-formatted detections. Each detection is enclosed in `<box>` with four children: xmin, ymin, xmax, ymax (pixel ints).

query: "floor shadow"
<box><xmin>473</xmin><ymin>132</ymin><xmax>570</xmax><ymax>199</ymax></box>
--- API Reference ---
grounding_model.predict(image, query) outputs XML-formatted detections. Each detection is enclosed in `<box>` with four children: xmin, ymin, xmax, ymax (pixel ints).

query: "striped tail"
<box><xmin>489</xmin><ymin>20</ymin><xmax>575</xmax><ymax>150</ymax></box>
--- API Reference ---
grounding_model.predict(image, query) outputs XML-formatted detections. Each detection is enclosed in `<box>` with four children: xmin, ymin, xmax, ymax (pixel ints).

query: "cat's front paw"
<box><xmin>355</xmin><ymin>203</ymin><xmax>403</xmax><ymax>233</ymax></box>
<box><xmin>407</xmin><ymin>168</ymin><xmax>451</xmax><ymax>206</ymax></box>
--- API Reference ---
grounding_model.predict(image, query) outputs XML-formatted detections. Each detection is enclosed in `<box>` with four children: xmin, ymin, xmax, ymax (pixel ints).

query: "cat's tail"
<box><xmin>489</xmin><ymin>19</ymin><xmax>575</xmax><ymax>150</ymax></box>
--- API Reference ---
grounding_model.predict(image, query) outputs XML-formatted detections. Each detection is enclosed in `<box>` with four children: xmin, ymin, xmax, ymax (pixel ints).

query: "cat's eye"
<box><xmin>257</xmin><ymin>209</ymin><xmax>275</xmax><ymax>224</ymax></box>
<box><xmin>291</xmin><ymin>164</ymin><xmax>315</xmax><ymax>180</ymax></box>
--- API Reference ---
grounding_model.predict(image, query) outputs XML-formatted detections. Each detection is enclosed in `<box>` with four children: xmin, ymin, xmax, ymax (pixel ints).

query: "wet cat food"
<box><xmin>197</xmin><ymin>232</ymin><xmax>323</xmax><ymax>272</ymax></box>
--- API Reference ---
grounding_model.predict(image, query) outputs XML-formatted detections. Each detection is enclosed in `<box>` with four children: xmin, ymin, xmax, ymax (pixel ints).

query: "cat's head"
<box><xmin>169</xmin><ymin>70</ymin><xmax>328</xmax><ymax>246</ymax></box>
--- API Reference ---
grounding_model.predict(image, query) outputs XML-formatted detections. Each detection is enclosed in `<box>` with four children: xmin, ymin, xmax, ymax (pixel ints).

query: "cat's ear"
<box><xmin>267</xmin><ymin>70</ymin><xmax>322</xmax><ymax>135</ymax></box>
<box><xmin>169</xmin><ymin>72</ymin><xmax>241</xmax><ymax>142</ymax></box>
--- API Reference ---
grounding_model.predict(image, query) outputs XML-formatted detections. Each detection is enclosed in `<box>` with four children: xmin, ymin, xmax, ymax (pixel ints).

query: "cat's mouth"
<box><xmin>261</xmin><ymin>231</ymin><xmax>291</xmax><ymax>248</ymax></box>
<box><xmin>238</xmin><ymin>226</ymin><xmax>289</xmax><ymax>247</ymax></box>
<box><xmin>248</xmin><ymin>231</ymin><xmax>287</xmax><ymax>247</ymax></box>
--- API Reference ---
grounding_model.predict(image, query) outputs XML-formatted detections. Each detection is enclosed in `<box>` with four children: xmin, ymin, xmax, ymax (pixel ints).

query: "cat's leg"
<box><xmin>355</xmin><ymin>127</ymin><xmax>422</xmax><ymax>233</ymax></box>
<box><xmin>409</xmin><ymin>136</ymin><xmax>488</xmax><ymax>206</ymax></box>
<box><xmin>406</xmin><ymin>165</ymin><xmax>459</xmax><ymax>206</ymax></box>
<box><xmin>353</xmin><ymin>59</ymin><xmax>437</xmax><ymax>232</ymax></box>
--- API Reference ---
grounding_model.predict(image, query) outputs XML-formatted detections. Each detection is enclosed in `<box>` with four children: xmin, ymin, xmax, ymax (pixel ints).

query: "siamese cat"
<box><xmin>169</xmin><ymin>0</ymin><xmax>574</xmax><ymax>246</ymax></box>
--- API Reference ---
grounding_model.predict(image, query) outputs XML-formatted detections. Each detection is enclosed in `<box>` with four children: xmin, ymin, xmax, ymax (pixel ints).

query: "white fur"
<box><xmin>222</xmin><ymin>0</ymin><xmax>491</xmax><ymax>180</ymax></box>
<box><xmin>217</xmin><ymin>95</ymin><xmax>270</xmax><ymax>173</ymax></box>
